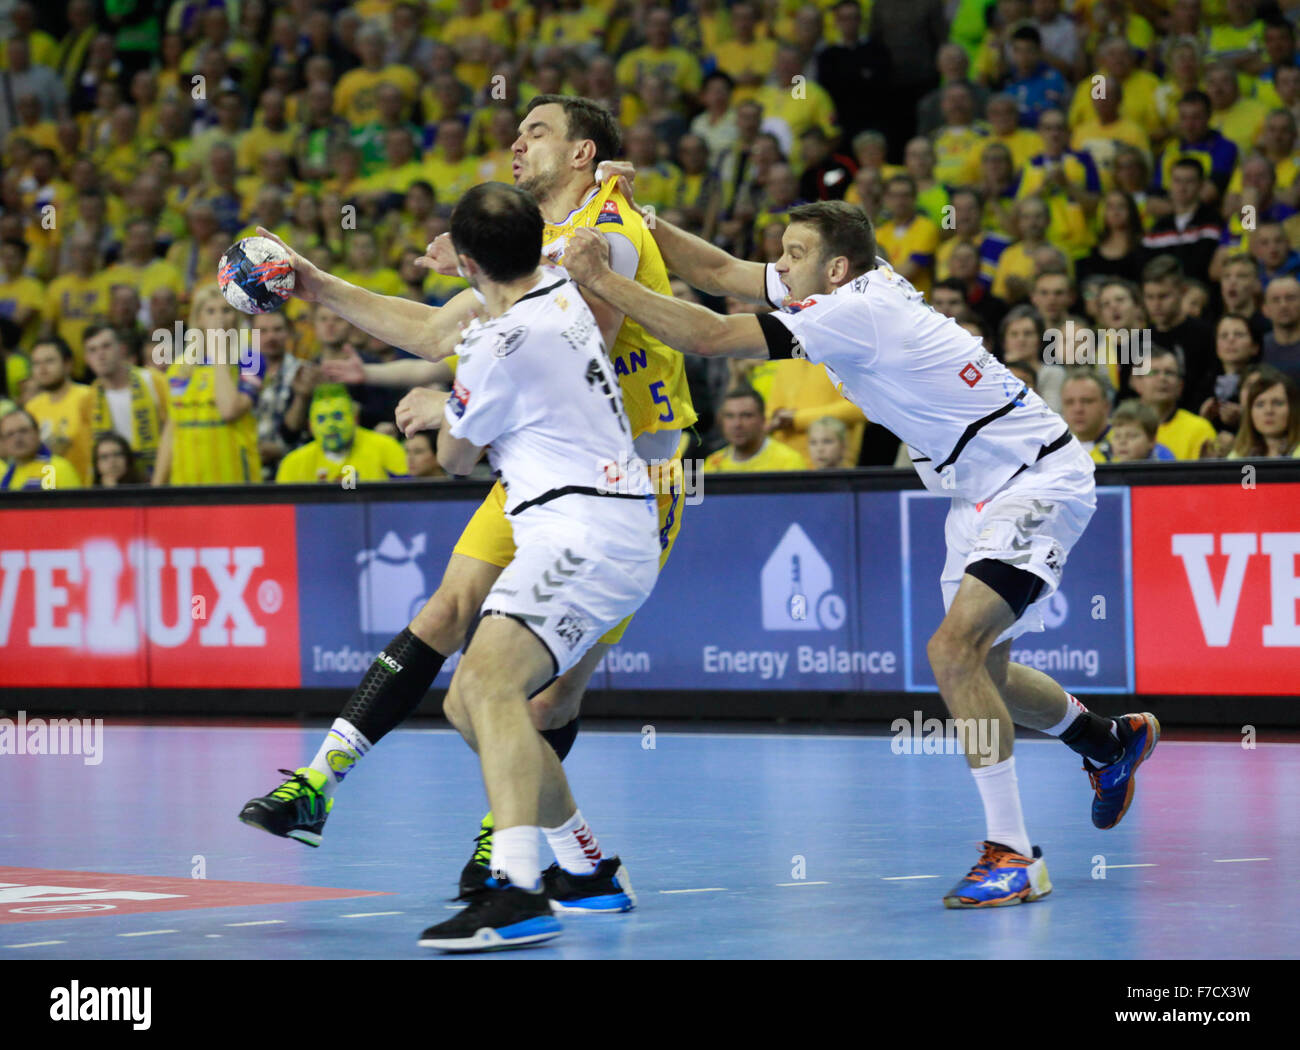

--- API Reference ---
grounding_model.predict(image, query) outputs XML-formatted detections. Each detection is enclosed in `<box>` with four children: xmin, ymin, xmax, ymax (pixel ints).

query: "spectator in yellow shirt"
<box><xmin>1206</xmin><ymin>60</ymin><xmax>1269</xmax><ymax>158</ymax></box>
<box><xmin>101</xmin><ymin>219</ymin><xmax>187</xmax><ymax>304</ymax></box>
<box><xmin>1</xmin><ymin>407</ymin><xmax>82</xmax><ymax>491</ymax></box>
<box><xmin>276</xmin><ymin>384</ymin><xmax>409</xmax><ymax>483</ymax></box>
<box><xmin>704</xmin><ymin>387</ymin><xmax>809</xmax><ymax>472</ymax></box>
<box><xmin>43</xmin><ymin>232</ymin><xmax>110</xmax><ymax>374</ymax></box>
<box><xmin>334</xmin><ymin>25</ymin><xmax>419</xmax><ymax>128</ymax></box>
<box><xmin>423</xmin><ymin>120</ymin><xmax>480</xmax><ymax>207</ymax></box>
<box><xmin>616</xmin><ymin>7</ymin><xmax>702</xmax><ymax>100</ymax></box>
<box><xmin>335</xmin><ymin>230</ymin><xmax>406</xmax><ymax>298</ymax></box>
<box><xmin>875</xmin><ymin>175</ymin><xmax>941</xmax><ymax>297</ymax></box>
<box><xmin>713</xmin><ymin>0</ymin><xmax>776</xmax><ymax>103</ymax></box>
<box><xmin>23</xmin><ymin>336</ymin><xmax>94</xmax><ymax>483</ymax></box>
<box><xmin>1069</xmin><ymin>37</ymin><xmax>1162</xmax><ymax>140</ymax></box>
<box><xmin>440</xmin><ymin>0</ymin><xmax>514</xmax><ymax>52</ymax></box>
<box><xmin>765</xmin><ymin>358</ymin><xmax>866</xmax><ymax>466</ymax></box>
<box><xmin>1131</xmin><ymin>345</ymin><xmax>1218</xmax><ymax>459</ymax></box>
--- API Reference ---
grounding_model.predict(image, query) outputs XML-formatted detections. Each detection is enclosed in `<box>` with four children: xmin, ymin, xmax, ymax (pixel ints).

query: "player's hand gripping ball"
<box><xmin>217</xmin><ymin>236</ymin><xmax>295</xmax><ymax>314</ymax></box>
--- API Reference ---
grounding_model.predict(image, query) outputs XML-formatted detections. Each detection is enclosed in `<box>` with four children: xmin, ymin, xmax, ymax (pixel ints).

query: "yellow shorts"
<box><xmin>453</xmin><ymin>458</ymin><xmax>686</xmax><ymax>644</ymax></box>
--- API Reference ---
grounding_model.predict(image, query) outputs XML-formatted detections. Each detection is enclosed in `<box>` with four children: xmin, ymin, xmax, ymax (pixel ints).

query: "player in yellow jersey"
<box><xmin>241</xmin><ymin>96</ymin><xmax>699</xmax><ymax>910</ymax></box>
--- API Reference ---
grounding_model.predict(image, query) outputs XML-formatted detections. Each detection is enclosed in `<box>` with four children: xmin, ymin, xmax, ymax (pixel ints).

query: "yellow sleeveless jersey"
<box><xmin>165</xmin><ymin>361</ymin><xmax>261</xmax><ymax>485</ymax></box>
<box><xmin>540</xmin><ymin>177</ymin><xmax>697</xmax><ymax>438</ymax></box>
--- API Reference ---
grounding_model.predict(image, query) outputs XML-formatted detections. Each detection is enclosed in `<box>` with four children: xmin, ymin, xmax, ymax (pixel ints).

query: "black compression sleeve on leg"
<box><xmin>1061</xmin><ymin>711</ymin><xmax>1123</xmax><ymax>766</ymax></box>
<box><xmin>965</xmin><ymin>559</ymin><xmax>1046</xmax><ymax>619</ymax></box>
<box><xmin>539</xmin><ymin>718</ymin><xmax>580</xmax><ymax>761</ymax></box>
<box><xmin>339</xmin><ymin>628</ymin><xmax>446</xmax><ymax>744</ymax></box>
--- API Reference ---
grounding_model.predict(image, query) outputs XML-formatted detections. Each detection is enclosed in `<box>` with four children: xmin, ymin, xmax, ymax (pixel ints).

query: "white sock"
<box><xmin>1041</xmin><ymin>692</ymin><xmax>1089</xmax><ymax>737</ymax></box>
<box><xmin>308</xmin><ymin>719</ymin><xmax>372</xmax><ymax>797</ymax></box>
<box><xmin>491</xmin><ymin>824</ymin><xmax>542</xmax><ymax>891</ymax></box>
<box><xmin>543</xmin><ymin>810</ymin><xmax>603</xmax><ymax>875</ymax></box>
<box><xmin>970</xmin><ymin>757</ymin><xmax>1031</xmax><ymax>858</ymax></box>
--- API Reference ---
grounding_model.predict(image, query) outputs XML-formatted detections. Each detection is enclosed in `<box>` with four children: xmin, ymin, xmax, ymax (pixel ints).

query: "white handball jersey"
<box><xmin>445</xmin><ymin>266</ymin><xmax>658</xmax><ymax>558</ymax></box>
<box><xmin>758</xmin><ymin>262</ymin><xmax>1071</xmax><ymax>503</ymax></box>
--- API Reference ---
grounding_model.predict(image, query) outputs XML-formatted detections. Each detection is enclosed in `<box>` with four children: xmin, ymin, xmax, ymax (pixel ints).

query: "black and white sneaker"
<box><xmin>543</xmin><ymin>856</ymin><xmax>637</xmax><ymax>913</ymax></box>
<box><xmin>418</xmin><ymin>880</ymin><xmax>561</xmax><ymax>952</ymax></box>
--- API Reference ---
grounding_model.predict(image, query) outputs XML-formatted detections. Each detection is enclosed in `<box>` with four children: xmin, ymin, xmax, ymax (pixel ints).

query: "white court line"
<box><xmin>223</xmin><ymin>919</ymin><xmax>286</xmax><ymax>927</ymax></box>
<box><xmin>5</xmin><ymin>940</ymin><xmax>65</xmax><ymax>948</ymax></box>
<box><xmin>659</xmin><ymin>887</ymin><xmax>727</xmax><ymax>894</ymax></box>
<box><xmin>776</xmin><ymin>881</ymin><xmax>829</xmax><ymax>887</ymax></box>
<box><xmin>881</xmin><ymin>875</ymin><xmax>940</xmax><ymax>881</ymax></box>
<box><xmin>1213</xmin><ymin>857</ymin><xmax>1270</xmax><ymax>863</ymax></box>
<box><xmin>118</xmin><ymin>930</ymin><xmax>178</xmax><ymax>938</ymax></box>
<box><xmin>1104</xmin><ymin>863</ymin><xmax>1158</xmax><ymax>869</ymax></box>
<box><xmin>204</xmin><ymin>934</ymin><xmax>222</xmax><ymax>938</ymax></box>
<box><xmin>339</xmin><ymin>911</ymin><xmax>404</xmax><ymax>918</ymax></box>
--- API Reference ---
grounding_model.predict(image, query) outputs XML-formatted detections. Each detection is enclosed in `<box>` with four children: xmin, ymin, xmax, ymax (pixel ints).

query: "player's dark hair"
<box><xmin>525</xmin><ymin>94</ymin><xmax>622</xmax><ymax>168</ymax></box>
<box><xmin>32</xmin><ymin>334</ymin><xmax>73</xmax><ymax>364</ymax></box>
<box><xmin>788</xmin><ymin>200</ymin><xmax>877</xmax><ymax>276</ymax></box>
<box><xmin>450</xmin><ymin>183</ymin><xmax>544</xmax><ymax>283</ymax></box>
<box><xmin>723</xmin><ymin>385</ymin><xmax>765</xmax><ymax>414</ymax></box>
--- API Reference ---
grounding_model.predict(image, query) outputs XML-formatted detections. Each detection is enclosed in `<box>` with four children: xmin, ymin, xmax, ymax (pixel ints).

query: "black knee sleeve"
<box><xmin>539</xmin><ymin>718</ymin><xmax>580</xmax><ymax>761</ymax></box>
<box><xmin>965</xmin><ymin>559</ymin><xmax>1046</xmax><ymax>619</ymax></box>
<box><xmin>340</xmin><ymin>628</ymin><xmax>446</xmax><ymax>744</ymax></box>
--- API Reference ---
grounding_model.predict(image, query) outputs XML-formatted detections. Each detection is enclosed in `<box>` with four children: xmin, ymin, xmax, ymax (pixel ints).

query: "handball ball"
<box><xmin>217</xmin><ymin>236</ymin><xmax>295</xmax><ymax>314</ymax></box>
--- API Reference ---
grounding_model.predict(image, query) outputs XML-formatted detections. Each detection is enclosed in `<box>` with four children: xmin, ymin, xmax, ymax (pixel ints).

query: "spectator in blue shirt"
<box><xmin>1005</xmin><ymin>25</ymin><xmax>1068</xmax><ymax>129</ymax></box>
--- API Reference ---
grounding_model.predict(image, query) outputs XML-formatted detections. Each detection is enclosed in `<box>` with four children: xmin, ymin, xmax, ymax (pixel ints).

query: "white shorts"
<box><xmin>480</xmin><ymin>537</ymin><xmax>659</xmax><ymax>676</ymax></box>
<box><xmin>940</xmin><ymin>440</ymin><xmax>1096</xmax><ymax>644</ymax></box>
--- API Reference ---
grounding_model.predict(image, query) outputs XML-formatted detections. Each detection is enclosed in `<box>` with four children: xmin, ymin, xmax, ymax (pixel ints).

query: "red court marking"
<box><xmin>0</xmin><ymin>867</ymin><xmax>389</xmax><ymax>925</ymax></box>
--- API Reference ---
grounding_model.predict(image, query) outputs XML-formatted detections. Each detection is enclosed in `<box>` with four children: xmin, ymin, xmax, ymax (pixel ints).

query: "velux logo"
<box><xmin>1173</xmin><ymin>532</ymin><xmax>1300</xmax><ymax>646</ymax></box>
<box><xmin>50</xmin><ymin>981</ymin><xmax>151</xmax><ymax>1030</ymax></box>
<box><xmin>0</xmin><ymin>542</ymin><xmax>271</xmax><ymax>650</ymax></box>
<box><xmin>761</xmin><ymin>524</ymin><xmax>846</xmax><ymax>631</ymax></box>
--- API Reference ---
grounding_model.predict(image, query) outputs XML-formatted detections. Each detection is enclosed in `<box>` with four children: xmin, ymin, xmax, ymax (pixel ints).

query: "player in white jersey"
<box><xmin>564</xmin><ymin>197</ymin><xmax>1160</xmax><ymax>909</ymax></box>
<box><xmin>401</xmin><ymin>185</ymin><xmax>658</xmax><ymax>949</ymax></box>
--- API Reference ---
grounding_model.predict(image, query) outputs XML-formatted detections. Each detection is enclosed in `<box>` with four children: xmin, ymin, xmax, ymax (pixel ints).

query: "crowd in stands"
<box><xmin>3</xmin><ymin>0</ymin><xmax>1300</xmax><ymax>491</ymax></box>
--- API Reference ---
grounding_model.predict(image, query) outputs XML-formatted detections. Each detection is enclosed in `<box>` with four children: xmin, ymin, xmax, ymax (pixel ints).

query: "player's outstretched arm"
<box><xmin>595</xmin><ymin>162</ymin><xmax>771</xmax><ymax>306</ymax></box>
<box><xmin>566</xmin><ymin>228</ymin><xmax>768</xmax><ymax>359</ymax></box>
<box><xmin>255</xmin><ymin>227</ymin><xmax>473</xmax><ymax>361</ymax></box>
<box><xmin>321</xmin><ymin>344</ymin><xmax>455</xmax><ymax>389</ymax></box>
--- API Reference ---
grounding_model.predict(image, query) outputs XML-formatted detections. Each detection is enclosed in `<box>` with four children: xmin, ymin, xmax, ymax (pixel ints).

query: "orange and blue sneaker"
<box><xmin>943</xmin><ymin>841</ymin><xmax>1053</xmax><ymax>909</ymax></box>
<box><xmin>1086</xmin><ymin>712</ymin><xmax>1160</xmax><ymax>830</ymax></box>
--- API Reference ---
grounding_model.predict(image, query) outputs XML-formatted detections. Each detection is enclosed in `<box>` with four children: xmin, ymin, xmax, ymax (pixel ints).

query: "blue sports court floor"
<box><xmin>1</xmin><ymin>723</ymin><xmax>1295</xmax><ymax>959</ymax></box>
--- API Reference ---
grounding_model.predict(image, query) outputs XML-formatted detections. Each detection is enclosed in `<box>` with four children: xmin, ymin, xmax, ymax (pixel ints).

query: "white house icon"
<box><xmin>761</xmin><ymin>523</ymin><xmax>834</xmax><ymax>631</ymax></box>
<box><xmin>356</xmin><ymin>532</ymin><xmax>427</xmax><ymax>635</ymax></box>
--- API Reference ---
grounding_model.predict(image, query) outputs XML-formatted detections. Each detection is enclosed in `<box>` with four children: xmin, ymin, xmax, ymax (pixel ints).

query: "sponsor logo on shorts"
<box><xmin>555</xmin><ymin>607</ymin><xmax>591</xmax><ymax>650</ymax></box>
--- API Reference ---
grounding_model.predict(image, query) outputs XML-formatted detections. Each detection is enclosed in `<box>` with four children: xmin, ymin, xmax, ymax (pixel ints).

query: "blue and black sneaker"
<box><xmin>543</xmin><ymin>857</ymin><xmax>637</xmax><ymax>913</ymax></box>
<box><xmin>1087</xmin><ymin>713</ymin><xmax>1160</xmax><ymax>829</ymax></box>
<box><xmin>419</xmin><ymin>878</ymin><xmax>561</xmax><ymax>952</ymax></box>
<box><xmin>943</xmin><ymin>841</ymin><xmax>1052</xmax><ymax>909</ymax></box>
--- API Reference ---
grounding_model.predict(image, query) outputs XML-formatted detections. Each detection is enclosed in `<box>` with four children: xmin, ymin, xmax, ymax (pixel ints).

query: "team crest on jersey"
<box><xmin>596</xmin><ymin>199</ymin><xmax>623</xmax><ymax>225</ymax></box>
<box><xmin>449</xmin><ymin>379</ymin><xmax>470</xmax><ymax>418</ymax></box>
<box><xmin>959</xmin><ymin>362</ymin><xmax>983</xmax><ymax>387</ymax></box>
<box><xmin>494</xmin><ymin>326</ymin><xmax>527</xmax><ymax>358</ymax></box>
